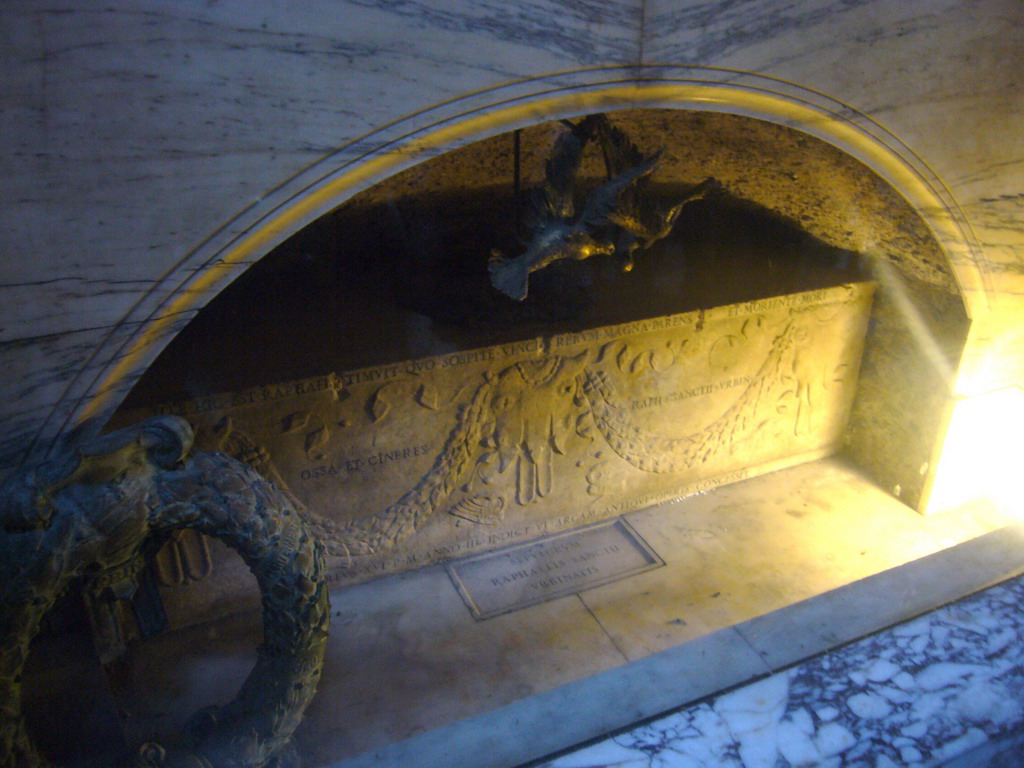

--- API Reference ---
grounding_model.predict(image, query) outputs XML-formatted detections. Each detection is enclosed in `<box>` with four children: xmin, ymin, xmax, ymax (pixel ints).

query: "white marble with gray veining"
<box><xmin>0</xmin><ymin>0</ymin><xmax>642</xmax><ymax>467</ymax></box>
<box><xmin>1</xmin><ymin>0</ymin><xmax>1022</xmax><ymax>470</ymax></box>
<box><xmin>534</xmin><ymin>573</ymin><xmax>1024</xmax><ymax>767</ymax></box>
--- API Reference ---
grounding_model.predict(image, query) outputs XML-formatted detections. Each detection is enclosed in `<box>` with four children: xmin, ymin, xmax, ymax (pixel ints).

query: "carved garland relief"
<box><xmin>128</xmin><ymin>283</ymin><xmax>874</xmax><ymax>620</ymax></box>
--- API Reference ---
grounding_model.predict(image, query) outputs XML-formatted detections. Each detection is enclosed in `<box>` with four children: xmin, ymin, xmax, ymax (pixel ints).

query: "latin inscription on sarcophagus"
<box><xmin>133</xmin><ymin>283</ymin><xmax>874</xmax><ymax>623</ymax></box>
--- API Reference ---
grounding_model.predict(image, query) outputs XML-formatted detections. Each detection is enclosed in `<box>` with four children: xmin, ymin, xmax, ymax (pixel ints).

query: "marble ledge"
<box><xmin>534</xmin><ymin>570</ymin><xmax>1024</xmax><ymax>768</ymax></box>
<box><xmin>328</xmin><ymin>524</ymin><xmax>1024</xmax><ymax>768</ymax></box>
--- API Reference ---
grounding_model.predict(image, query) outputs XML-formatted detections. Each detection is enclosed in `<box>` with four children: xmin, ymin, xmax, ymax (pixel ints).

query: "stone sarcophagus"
<box><xmin>130</xmin><ymin>282</ymin><xmax>874</xmax><ymax>624</ymax></box>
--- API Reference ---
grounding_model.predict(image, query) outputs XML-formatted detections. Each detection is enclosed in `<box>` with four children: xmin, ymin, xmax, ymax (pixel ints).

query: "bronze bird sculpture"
<box><xmin>591</xmin><ymin>115</ymin><xmax>719</xmax><ymax>272</ymax></box>
<box><xmin>489</xmin><ymin>117</ymin><xmax>661</xmax><ymax>301</ymax></box>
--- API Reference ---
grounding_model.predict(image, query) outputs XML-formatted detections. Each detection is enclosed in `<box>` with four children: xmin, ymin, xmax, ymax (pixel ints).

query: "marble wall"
<box><xmin>2</xmin><ymin>0</ymin><xmax>1021</xmax><ymax>472</ymax></box>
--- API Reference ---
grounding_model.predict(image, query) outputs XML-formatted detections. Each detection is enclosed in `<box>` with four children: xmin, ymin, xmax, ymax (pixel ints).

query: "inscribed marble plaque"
<box><xmin>446</xmin><ymin>518</ymin><xmax>664</xmax><ymax>619</ymax></box>
<box><xmin>129</xmin><ymin>282</ymin><xmax>875</xmax><ymax>621</ymax></box>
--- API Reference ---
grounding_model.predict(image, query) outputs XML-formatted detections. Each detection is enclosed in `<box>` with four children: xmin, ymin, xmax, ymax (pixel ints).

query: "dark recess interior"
<box><xmin>120</xmin><ymin>186</ymin><xmax>866</xmax><ymax>410</ymax></box>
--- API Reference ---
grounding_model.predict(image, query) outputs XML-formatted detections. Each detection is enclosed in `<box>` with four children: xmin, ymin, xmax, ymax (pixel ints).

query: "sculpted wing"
<box><xmin>575</xmin><ymin>149</ymin><xmax>663</xmax><ymax>231</ymax></box>
<box><xmin>526</xmin><ymin>121</ymin><xmax>586</xmax><ymax>230</ymax></box>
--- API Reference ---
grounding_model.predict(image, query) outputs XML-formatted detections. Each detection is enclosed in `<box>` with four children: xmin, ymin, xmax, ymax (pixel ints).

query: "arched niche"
<box><xmin>115</xmin><ymin>105</ymin><xmax>968</xmax><ymax>531</ymax></box>
<box><xmin>65</xmin><ymin>71</ymin><xmax>984</xmax><ymax>453</ymax></box>
<box><xmin>42</xmin><ymin>81</ymin><xmax>1000</xmax><ymax>768</ymax></box>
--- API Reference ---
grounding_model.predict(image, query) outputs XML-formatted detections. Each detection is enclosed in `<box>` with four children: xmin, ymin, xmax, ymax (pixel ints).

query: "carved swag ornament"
<box><xmin>0</xmin><ymin>416</ymin><xmax>330</xmax><ymax>768</ymax></box>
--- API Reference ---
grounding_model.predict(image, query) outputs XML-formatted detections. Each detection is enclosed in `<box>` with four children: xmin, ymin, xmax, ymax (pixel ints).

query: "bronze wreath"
<box><xmin>0</xmin><ymin>416</ymin><xmax>330</xmax><ymax>768</ymax></box>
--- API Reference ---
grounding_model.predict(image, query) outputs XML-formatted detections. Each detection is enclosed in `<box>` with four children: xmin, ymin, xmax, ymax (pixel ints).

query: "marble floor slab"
<box><xmin>532</xmin><ymin>570</ymin><xmax>1024</xmax><ymax>768</ymax></box>
<box><xmin>111</xmin><ymin>456</ymin><xmax>1023</xmax><ymax>768</ymax></box>
<box><xmin>585</xmin><ymin>458</ymin><xmax>1007</xmax><ymax>660</ymax></box>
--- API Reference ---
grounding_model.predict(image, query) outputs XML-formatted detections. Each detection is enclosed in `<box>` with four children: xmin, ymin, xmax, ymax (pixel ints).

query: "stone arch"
<box><xmin>50</xmin><ymin>66</ymin><xmax>984</xmax><ymax>451</ymax></box>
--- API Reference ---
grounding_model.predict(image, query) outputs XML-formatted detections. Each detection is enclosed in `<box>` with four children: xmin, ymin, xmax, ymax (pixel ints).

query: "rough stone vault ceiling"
<box><xmin>347</xmin><ymin>109</ymin><xmax>956</xmax><ymax>288</ymax></box>
<box><xmin>0</xmin><ymin>0</ymin><xmax>1021</xmax><ymax>472</ymax></box>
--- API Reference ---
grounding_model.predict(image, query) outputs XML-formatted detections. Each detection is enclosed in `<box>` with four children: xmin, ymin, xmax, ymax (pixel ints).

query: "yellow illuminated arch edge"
<box><xmin>75</xmin><ymin>73</ymin><xmax>987</xmax><ymax>435</ymax></box>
